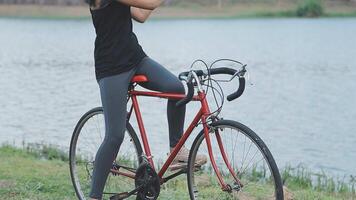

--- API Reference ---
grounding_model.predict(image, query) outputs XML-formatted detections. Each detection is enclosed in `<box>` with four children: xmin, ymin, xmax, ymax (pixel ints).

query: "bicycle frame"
<box><xmin>124</xmin><ymin>88</ymin><xmax>239</xmax><ymax>190</ymax></box>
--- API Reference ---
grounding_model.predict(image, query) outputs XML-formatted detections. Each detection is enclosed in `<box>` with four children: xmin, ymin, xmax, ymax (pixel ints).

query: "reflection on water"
<box><xmin>0</xmin><ymin>18</ymin><xmax>355</xmax><ymax>176</ymax></box>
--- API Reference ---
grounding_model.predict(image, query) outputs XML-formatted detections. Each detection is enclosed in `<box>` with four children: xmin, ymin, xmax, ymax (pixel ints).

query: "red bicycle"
<box><xmin>69</xmin><ymin>59</ymin><xmax>283</xmax><ymax>200</ymax></box>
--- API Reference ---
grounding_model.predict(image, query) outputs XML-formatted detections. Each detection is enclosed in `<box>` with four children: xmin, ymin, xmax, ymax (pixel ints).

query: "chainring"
<box><xmin>135</xmin><ymin>162</ymin><xmax>160</xmax><ymax>200</ymax></box>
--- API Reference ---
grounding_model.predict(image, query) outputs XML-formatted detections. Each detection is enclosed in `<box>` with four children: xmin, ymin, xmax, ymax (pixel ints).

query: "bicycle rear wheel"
<box><xmin>187</xmin><ymin>120</ymin><xmax>283</xmax><ymax>200</ymax></box>
<box><xmin>69</xmin><ymin>107</ymin><xmax>143</xmax><ymax>200</ymax></box>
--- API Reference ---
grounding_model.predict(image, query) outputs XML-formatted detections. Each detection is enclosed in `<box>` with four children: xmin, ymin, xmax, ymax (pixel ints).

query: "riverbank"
<box><xmin>0</xmin><ymin>145</ymin><xmax>355</xmax><ymax>199</ymax></box>
<box><xmin>0</xmin><ymin>1</ymin><xmax>356</xmax><ymax>19</ymax></box>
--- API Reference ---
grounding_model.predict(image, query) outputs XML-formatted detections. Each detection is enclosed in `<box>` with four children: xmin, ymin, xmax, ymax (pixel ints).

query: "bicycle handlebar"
<box><xmin>178</xmin><ymin>67</ymin><xmax>237</xmax><ymax>79</ymax></box>
<box><xmin>176</xmin><ymin>67</ymin><xmax>246</xmax><ymax>107</ymax></box>
<box><xmin>227</xmin><ymin>77</ymin><xmax>245</xmax><ymax>101</ymax></box>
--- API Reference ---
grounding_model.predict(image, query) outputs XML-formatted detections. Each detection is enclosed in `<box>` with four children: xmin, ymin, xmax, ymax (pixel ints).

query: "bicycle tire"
<box><xmin>69</xmin><ymin>107</ymin><xmax>143</xmax><ymax>200</ymax></box>
<box><xmin>187</xmin><ymin>119</ymin><xmax>284</xmax><ymax>200</ymax></box>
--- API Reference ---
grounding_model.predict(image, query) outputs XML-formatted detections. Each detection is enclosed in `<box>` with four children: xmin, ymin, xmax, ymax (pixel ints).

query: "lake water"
<box><xmin>0</xmin><ymin>17</ymin><xmax>355</xmax><ymax>177</ymax></box>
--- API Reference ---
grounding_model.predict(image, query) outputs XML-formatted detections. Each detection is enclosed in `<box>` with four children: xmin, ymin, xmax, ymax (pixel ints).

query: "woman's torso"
<box><xmin>90</xmin><ymin>0</ymin><xmax>146</xmax><ymax>80</ymax></box>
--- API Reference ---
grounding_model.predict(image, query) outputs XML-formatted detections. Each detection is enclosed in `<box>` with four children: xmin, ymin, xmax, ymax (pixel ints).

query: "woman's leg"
<box><xmin>135</xmin><ymin>57</ymin><xmax>186</xmax><ymax>148</ymax></box>
<box><xmin>89</xmin><ymin>69</ymin><xmax>136</xmax><ymax>199</ymax></box>
<box><xmin>135</xmin><ymin>57</ymin><xmax>207</xmax><ymax>170</ymax></box>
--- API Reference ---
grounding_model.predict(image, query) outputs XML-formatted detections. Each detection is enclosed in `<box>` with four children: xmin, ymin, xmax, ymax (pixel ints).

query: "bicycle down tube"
<box><xmin>127</xmin><ymin>89</ymin><xmax>233</xmax><ymax>189</ymax></box>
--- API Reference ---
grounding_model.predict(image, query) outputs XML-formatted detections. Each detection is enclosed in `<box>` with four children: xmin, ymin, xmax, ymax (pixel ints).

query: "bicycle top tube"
<box><xmin>129</xmin><ymin>90</ymin><xmax>201</xmax><ymax>101</ymax></box>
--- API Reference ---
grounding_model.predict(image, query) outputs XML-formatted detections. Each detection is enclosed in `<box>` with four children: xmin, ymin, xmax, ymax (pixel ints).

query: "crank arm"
<box><xmin>109</xmin><ymin>185</ymin><xmax>144</xmax><ymax>200</ymax></box>
<box><xmin>162</xmin><ymin>164</ymin><xmax>203</xmax><ymax>183</ymax></box>
<box><xmin>112</xmin><ymin>163</ymin><xmax>137</xmax><ymax>173</ymax></box>
<box><xmin>162</xmin><ymin>168</ymin><xmax>187</xmax><ymax>183</ymax></box>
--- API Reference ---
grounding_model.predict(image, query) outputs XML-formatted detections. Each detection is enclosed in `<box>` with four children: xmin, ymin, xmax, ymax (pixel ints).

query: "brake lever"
<box><xmin>208</xmin><ymin>65</ymin><xmax>247</xmax><ymax>83</ymax></box>
<box><xmin>240</xmin><ymin>64</ymin><xmax>253</xmax><ymax>86</ymax></box>
<box><xmin>237</xmin><ymin>64</ymin><xmax>247</xmax><ymax>77</ymax></box>
<box><xmin>225</xmin><ymin>64</ymin><xmax>248</xmax><ymax>82</ymax></box>
<box><xmin>191</xmin><ymin>71</ymin><xmax>203</xmax><ymax>92</ymax></box>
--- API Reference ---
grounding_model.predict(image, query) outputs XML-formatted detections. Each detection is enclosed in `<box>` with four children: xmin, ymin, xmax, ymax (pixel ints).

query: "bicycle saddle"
<box><xmin>131</xmin><ymin>75</ymin><xmax>148</xmax><ymax>83</ymax></box>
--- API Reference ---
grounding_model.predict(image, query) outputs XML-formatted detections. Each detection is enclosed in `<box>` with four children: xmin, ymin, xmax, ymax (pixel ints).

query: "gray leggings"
<box><xmin>89</xmin><ymin>57</ymin><xmax>186</xmax><ymax>199</ymax></box>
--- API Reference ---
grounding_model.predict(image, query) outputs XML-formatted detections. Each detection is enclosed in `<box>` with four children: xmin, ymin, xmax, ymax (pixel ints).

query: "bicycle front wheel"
<box><xmin>187</xmin><ymin>120</ymin><xmax>283</xmax><ymax>200</ymax></box>
<box><xmin>69</xmin><ymin>107</ymin><xmax>143</xmax><ymax>200</ymax></box>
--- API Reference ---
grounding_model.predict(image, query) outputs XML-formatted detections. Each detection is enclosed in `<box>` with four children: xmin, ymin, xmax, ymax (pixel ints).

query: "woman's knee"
<box><xmin>103</xmin><ymin>129</ymin><xmax>125</xmax><ymax>147</ymax></box>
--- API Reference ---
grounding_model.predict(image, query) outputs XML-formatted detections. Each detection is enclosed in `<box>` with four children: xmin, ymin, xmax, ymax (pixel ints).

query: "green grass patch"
<box><xmin>282</xmin><ymin>165</ymin><xmax>356</xmax><ymax>199</ymax></box>
<box><xmin>0</xmin><ymin>145</ymin><xmax>75</xmax><ymax>199</ymax></box>
<box><xmin>0</xmin><ymin>145</ymin><xmax>355</xmax><ymax>199</ymax></box>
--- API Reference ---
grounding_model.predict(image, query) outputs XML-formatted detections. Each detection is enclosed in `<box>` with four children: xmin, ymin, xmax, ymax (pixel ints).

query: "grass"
<box><xmin>0</xmin><ymin>144</ymin><xmax>355</xmax><ymax>199</ymax></box>
<box><xmin>0</xmin><ymin>144</ymin><xmax>75</xmax><ymax>199</ymax></box>
<box><xmin>281</xmin><ymin>165</ymin><xmax>356</xmax><ymax>199</ymax></box>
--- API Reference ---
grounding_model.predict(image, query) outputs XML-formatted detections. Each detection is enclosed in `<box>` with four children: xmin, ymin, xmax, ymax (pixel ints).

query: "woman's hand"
<box><xmin>117</xmin><ymin>0</ymin><xmax>164</xmax><ymax>10</ymax></box>
<box><xmin>131</xmin><ymin>7</ymin><xmax>152</xmax><ymax>23</ymax></box>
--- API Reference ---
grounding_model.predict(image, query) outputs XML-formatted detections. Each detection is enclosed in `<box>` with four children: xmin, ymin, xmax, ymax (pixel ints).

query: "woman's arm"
<box><xmin>117</xmin><ymin>0</ymin><xmax>163</xmax><ymax>10</ymax></box>
<box><xmin>131</xmin><ymin>7</ymin><xmax>152</xmax><ymax>23</ymax></box>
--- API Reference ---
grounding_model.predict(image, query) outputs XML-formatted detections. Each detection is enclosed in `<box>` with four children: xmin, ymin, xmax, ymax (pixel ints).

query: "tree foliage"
<box><xmin>296</xmin><ymin>0</ymin><xmax>324</xmax><ymax>17</ymax></box>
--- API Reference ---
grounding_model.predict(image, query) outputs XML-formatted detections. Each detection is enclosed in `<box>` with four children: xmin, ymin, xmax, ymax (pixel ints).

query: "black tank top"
<box><xmin>90</xmin><ymin>1</ymin><xmax>146</xmax><ymax>80</ymax></box>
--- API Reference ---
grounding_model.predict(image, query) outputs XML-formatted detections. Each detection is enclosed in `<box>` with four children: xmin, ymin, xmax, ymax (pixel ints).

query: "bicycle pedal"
<box><xmin>110</xmin><ymin>192</ymin><xmax>129</xmax><ymax>200</ymax></box>
<box><xmin>168</xmin><ymin>162</ymin><xmax>187</xmax><ymax>171</ymax></box>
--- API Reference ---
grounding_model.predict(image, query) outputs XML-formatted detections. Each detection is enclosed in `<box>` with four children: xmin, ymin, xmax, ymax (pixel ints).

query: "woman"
<box><xmin>88</xmin><ymin>0</ymin><xmax>206</xmax><ymax>199</ymax></box>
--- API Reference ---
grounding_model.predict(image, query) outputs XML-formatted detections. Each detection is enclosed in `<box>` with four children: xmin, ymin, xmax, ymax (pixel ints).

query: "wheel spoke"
<box><xmin>240</xmin><ymin>140</ymin><xmax>253</xmax><ymax>175</ymax></box>
<box><xmin>69</xmin><ymin>109</ymin><xmax>142</xmax><ymax>200</ymax></box>
<box><xmin>240</xmin><ymin>149</ymin><xmax>260</xmax><ymax>176</ymax></box>
<box><xmin>187</xmin><ymin>121</ymin><xmax>282</xmax><ymax>200</ymax></box>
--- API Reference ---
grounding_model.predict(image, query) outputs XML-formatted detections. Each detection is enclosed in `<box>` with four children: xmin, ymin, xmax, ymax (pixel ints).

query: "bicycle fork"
<box><xmin>200</xmin><ymin>92</ymin><xmax>243</xmax><ymax>192</ymax></box>
<box><xmin>202</xmin><ymin>119</ymin><xmax>243</xmax><ymax>192</ymax></box>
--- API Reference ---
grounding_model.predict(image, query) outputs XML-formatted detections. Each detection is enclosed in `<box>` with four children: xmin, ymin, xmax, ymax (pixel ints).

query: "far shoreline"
<box><xmin>0</xmin><ymin>3</ymin><xmax>356</xmax><ymax>20</ymax></box>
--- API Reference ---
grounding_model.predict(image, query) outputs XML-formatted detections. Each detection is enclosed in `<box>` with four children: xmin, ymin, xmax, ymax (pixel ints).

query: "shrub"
<box><xmin>297</xmin><ymin>0</ymin><xmax>324</xmax><ymax>17</ymax></box>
